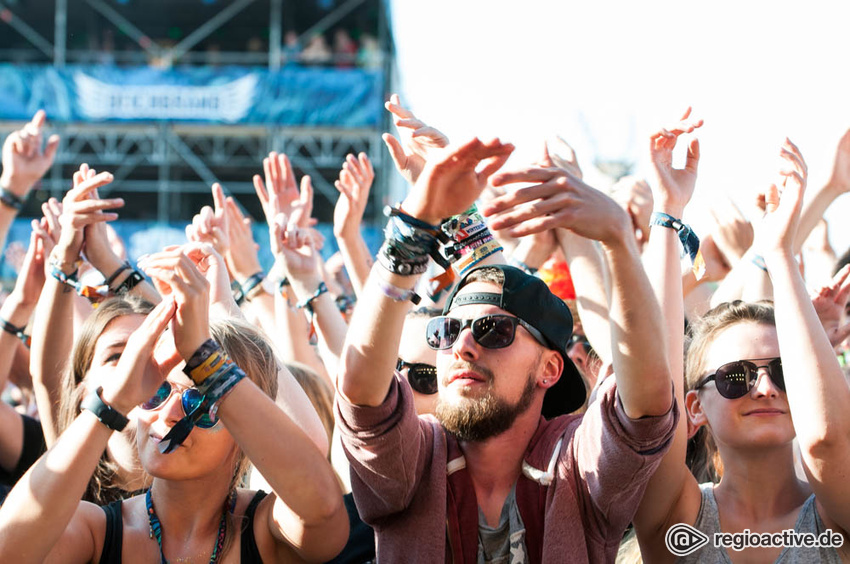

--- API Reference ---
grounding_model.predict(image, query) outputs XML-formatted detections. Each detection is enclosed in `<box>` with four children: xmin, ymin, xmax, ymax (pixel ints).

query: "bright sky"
<box><xmin>390</xmin><ymin>0</ymin><xmax>850</xmax><ymax>248</ymax></box>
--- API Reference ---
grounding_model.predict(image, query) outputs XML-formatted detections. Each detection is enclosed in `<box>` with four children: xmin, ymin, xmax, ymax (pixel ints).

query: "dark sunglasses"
<box><xmin>695</xmin><ymin>358</ymin><xmax>784</xmax><ymax>399</ymax></box>
<box><xmin>426</xmin><ymin>314</ymin><xmax>546</xmax><ymax>351</ymax></box>
<box><xmin>396</xmin><ymin>359</ymin><xmax>438</xmax><ymax>395</ymax></box>
<box><xmin>141</xmin><ymin>381</ymin><xmax>218</xmax><ymax>429</ymax></box>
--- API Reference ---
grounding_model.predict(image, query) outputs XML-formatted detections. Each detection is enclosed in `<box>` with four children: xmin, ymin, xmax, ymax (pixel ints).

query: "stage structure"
<box><xmin>0</xmin><ymin>0</ymin><xmax>396</xmax><ymax>225</ymax></box>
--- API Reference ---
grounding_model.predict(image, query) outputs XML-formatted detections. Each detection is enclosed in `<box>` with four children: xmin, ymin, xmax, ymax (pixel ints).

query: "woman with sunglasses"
<box><xmin>633</xmin><ymin>117</ymin><xmax>847</xmax><ymax>562</ymax></box>
<box><xmin>0</xmin><ymin>251</ymin><xmax>349</xmax><ymax>563</ymax></box>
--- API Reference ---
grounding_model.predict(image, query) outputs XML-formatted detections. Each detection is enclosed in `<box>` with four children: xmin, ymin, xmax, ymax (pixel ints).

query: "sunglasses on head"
<box><xmin>396</xmin><ymin>358</ymin><xmax>438</xmax><ymax>395</ymax></box>
<box><xmin>694</xmin><ymin>358</ymin><xmax>784</xmax><ymax>399</ymax></box>
<box><xmin>141</xmin><ymin>381</ymin><xmax>219</xmax><ymax>429</ymax></box>
<box><xmin>425</xmin><ymin>314</ymin><xmax>546</xmax><ymax>351</ymax></box>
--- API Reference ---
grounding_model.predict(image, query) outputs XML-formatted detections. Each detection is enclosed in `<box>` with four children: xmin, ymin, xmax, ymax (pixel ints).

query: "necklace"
<box><xmin>146</xmin><ymin>488</ymin><xmax>237</xmax><ymax>564</ymax></box>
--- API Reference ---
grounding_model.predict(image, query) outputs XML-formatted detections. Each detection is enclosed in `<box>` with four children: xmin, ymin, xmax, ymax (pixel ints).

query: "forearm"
<box><xmin>217</xmin><ymin>379</ymin><xmax>345</xmax><ymax>528</ymax></box>
<box><xmin>0</xmin><ymin>295</ymin><xmax>34</xmax><ymax>391</ymax></box>
<box><xmin>30</xmin><ymin>277</ymin><xmax>76</xmax><ymax>446</ymax></box>
<box><xmin>273</xmin><ymin>365</ymin><xmax>330</xmax><ymax>456</ymax></box>
<box><xmin>336</xmin><ymin>231</ymin><xmax>373</xmax><ymax>297</ymax></box>
<box><xmin>0</xmin><ymin>410</ymin><xmax>107</xmax><ymax>562</ymax></box>
<box><xmin>764</xmin><ymin>251</ymin><xmax>850</xmax><ymax>451</ymax></box>
<box><xmin>0</xmin><ymin>208</ymin><xmax>16</xmax><ymax>252</ymax></box>
<box><xmin>241</xmin><ymin>292</ymin><xmax>277</xmax><ymax>339</ymax></box>
<box><xmin>710</xmin><ymin>256</ymin><xmax>773</xmax><ymax>307</ymax></box>
<box><xmin>338</xmin><ymin>266</ymin><xmax>416</xmax><ymax>406</ymax></box>
<box><xmin>273</xmin><ymin>292</ymin><xmax>329</xmax><ymax>382</ymax></box>
<box><xmin>556</xmin><ymin>229</ymin><xmax>613</xmax><ymax>365</ymax></box>
<box><xmin>602</xmin><ymin>234</ymin><xmax>672</xmax><ymax>417</ymax></box>
<box><xmin>290</xmin><ymin>278</ymin><xmax>348</xmax><ymax>370</ymax></box>
<box><xmin>794</xmin><ymin>181</ymin><xmax>844</xmax><ymax>255</ymax></box>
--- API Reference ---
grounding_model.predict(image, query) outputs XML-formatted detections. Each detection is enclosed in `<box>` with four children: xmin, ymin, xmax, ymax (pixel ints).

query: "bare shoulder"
<box><xmin>247</xmin><ymin>490</ymin><xmax>309</xmax><ymax>563</ymax></box>
<box><xmin>43</xmin><ymin>501</ymin><xmax>107</xmax><ymax>564</ymax></box>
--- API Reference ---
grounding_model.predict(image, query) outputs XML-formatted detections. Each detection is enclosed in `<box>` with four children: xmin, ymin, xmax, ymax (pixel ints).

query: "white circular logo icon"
<box><xmin>665</xmin><ymin>523</ymin><xmax>710</xmax><ymax>557</ymax></box>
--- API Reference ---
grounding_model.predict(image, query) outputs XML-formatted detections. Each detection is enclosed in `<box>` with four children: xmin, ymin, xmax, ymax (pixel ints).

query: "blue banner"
<box><xmin>0</xmin><ymin>64</ymin><xmax>383</xmax><ymax>127</ymax></box>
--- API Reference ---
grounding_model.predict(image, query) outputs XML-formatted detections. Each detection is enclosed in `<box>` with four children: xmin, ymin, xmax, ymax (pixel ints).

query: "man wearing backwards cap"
<box><xmin>335</xmin><ymin>138</ymin><xmax>678</xmax><ymax>563</ymax></box>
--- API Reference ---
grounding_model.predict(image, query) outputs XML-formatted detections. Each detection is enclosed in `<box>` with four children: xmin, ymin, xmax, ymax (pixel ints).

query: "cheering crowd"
<box><xmin>0</xmin><ymin>99</ymin><xmax>847</xmax><ymax>563</ymax></box>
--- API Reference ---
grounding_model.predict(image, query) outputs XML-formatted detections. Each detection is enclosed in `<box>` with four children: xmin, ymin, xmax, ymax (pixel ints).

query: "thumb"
<box><xmin>831</xmin><ymin>322</ymin><xmax>850</xmax><ymax>348</ymax></box>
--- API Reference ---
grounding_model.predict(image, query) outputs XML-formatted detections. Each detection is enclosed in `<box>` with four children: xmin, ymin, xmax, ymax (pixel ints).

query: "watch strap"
<box><xmin>81</xmin><ymin>386</ymin><xmax>129</xmax><ymax>432</ymax></box>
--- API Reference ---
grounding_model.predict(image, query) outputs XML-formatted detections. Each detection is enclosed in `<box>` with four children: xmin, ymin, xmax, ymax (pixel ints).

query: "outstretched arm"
<box><xmin>761</xmin><ymin>139</ymin><xmax>850</xmax><ymax>536</ymax></box>
<box><xmin>632</xmin><ymin>109</ymin><xmax>705</xmax><ymax>555</ymax></box>
<box><xmin>0</xmin><ymin>111</ymin><xmax>60</xmax><ymax>250</ymax></box>
<box><xmin>339</xmin><ymin>138</ymin><xmax>514</xmax><ymax>407</ymax></box>
<box><xmin>483</xmin><ymin>160</ymin><xmax>673</xmax><ymax>418</ymax></box>
<box><xmin>333</xmin><ymin>153</ymin><xmax>375</xmax><ymax>296</ymax></box>
<box><xmin>0</xmin><ymin>297</ymin><xmax>176</xmax><ymax>564</ymax></box>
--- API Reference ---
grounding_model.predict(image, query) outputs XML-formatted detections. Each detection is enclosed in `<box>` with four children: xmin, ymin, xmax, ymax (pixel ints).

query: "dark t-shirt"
<box><xmin>0</xmin><ymin>415</ymin><xmax>46</xmax><ymax>503</ymax></box>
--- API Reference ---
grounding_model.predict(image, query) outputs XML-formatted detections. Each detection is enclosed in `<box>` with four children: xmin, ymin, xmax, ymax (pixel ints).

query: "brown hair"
<box><xmin>284</xmin><ymin>362</ymin><xmax>334</xmax><ymax>455</ymax></box>
<box><xmin>59</xmin><ymin>296</ymin><xmax>155</xmax><ymax>505</ymax></box>
<box><xmin>684</xmin><ymin>300</ymin><xmax>775</xmax><ymax>483</ymax></box>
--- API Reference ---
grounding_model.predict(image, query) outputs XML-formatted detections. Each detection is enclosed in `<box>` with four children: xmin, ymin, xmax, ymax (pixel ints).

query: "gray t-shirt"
<box><xmin>478</xmin><ymin>484</ymin><xmax>528</xmax><ymax>564</ymax></box>
<box><xmin>677</xmin><ymin>483</ymin><xmax>842</xmax><ymax>563</ymax></box>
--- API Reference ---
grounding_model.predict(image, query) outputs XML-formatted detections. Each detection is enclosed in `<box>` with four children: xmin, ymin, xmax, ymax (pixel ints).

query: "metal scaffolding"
<box><xmin>0</xmin><ymin>0</ymin><xmax>395</xmax><ymax>224</ymax></box>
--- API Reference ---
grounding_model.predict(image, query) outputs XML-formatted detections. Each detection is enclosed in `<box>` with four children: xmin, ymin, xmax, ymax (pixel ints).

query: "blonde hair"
<box><xmin>684</xmin><ymin>300</ymin><xmax>775</xmax><ymax>483</ymax></box>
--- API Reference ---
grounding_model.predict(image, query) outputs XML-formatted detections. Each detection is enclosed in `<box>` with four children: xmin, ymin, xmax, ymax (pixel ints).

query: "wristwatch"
<box><xmin>81</xmin><ymin>386</ymin><xmax>129</xmax><ymax>432</ymax></box>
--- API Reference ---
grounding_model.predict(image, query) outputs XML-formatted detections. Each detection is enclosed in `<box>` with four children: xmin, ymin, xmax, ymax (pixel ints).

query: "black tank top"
<box><xmin>99</xmin><ymin>490</ymin><xmax>268</xmax><ymax>563</ymax></box>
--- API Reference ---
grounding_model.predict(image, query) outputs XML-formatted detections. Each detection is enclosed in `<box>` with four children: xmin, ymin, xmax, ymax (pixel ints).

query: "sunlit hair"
<box><xmin>59</xmin><ymin>296</ymin><xmax>155</xmax><ymax>505</ymax></box>
<box><xmin>684</xmin><ymin>300</ymin><xmax>775</xmax><ymax>483</ymax></box>
<box><xmin>285</xmin><ymin>362</ymin><xmax>334</xmax><ymax>455</ymax></box>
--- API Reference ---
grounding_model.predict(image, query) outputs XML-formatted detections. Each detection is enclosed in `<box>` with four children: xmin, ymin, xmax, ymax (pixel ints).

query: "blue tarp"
<box><xmin>0</xmin><ymin>64</ymin><xmax>383</xmax><ymax>127</ymax></box>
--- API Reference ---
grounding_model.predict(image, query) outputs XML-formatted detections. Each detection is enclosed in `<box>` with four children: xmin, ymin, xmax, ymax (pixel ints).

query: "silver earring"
<box><xmin>543</xmin><ymin>379</ymin><xmax>548</xmax><ymax>385</ymax></box>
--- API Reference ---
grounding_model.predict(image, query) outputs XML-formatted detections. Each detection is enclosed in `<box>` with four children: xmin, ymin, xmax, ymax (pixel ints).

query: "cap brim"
<box><xmin>542</xmin><ymin>353</ymin><xmax>587</xmax><ymax>418</ymax></box>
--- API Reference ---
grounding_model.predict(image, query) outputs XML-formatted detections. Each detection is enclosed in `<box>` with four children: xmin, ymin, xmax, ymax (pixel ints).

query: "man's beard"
<box><xmin>435</xmin><ymin>362</ymin><xmax>538</xmax><ymax>442</ymax></box>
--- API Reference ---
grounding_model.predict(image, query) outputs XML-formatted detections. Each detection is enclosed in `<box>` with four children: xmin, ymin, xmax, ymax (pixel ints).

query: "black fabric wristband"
<box><xmin>0</xmin><ymin>188</ymin><xmax>24</xmax><ymax>211</ymax></box>
<box><xmin>81</xmin><ymin>387</ymin><xmax>128</xmax><ymax>432</ymax></box>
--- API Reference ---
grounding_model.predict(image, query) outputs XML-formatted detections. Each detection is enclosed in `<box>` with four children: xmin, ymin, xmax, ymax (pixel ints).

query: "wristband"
<box><xmin>749</xmin><ymin>253</ymin><xmax>768</xmax><ymax>272</ymax></box>
<box><xmin>0</xmin><ymin>187</ymin><xmax>24</xmax><ymax>211</ymax></box>
<box><xmin>104</xmin><ymin>261</ymin><xmax>131</xmax><ymax>288</ymax></box>
<box><xmin>239</xmin><ymin>272</ymin><xmax>266</xmax><ymax>303</ymax></box>
<box><xmin>372</xmin><ymin>273</ymin><xmax>421</xmax><ymax>304</ymax></box>
<box><xmin>114</xmin><ymin>269</ymin><xmax>144</xmax><ymax>295</ymax></box>
<box><xmin>184</xmin><ymin>338</ymin><xmax>223</xmax><ymax>377</ymax></box>
<box><xmin>650</xmin><ymin>212</ymin><xmax>701</xmax><ymax>263</ymax></box>
<box><xmin>296</xmin><ymin>282</ymin><xmax>328</xmax><ymax>312</ymax></box>
<box><xmin>81</xmin><ymin>386</ymin><xmax>128</xmax><ymax>432</ymax></box>
<box><xmin>0</xmin><ymin>317</ymin><xmax>31</xmax><ymax>348</ymax></box>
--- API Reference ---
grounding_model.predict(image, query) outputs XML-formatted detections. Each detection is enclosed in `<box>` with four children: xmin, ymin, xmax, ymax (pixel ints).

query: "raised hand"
<box><xmin>333</xmin><ymin>152</ymin><xmax>374</xmax><ymax>238</ymax></box>
<box><xmin>482</xmin><ymin>151</ymin><xmax>630</xmax><ymax>245</ymax></box>
<box><xmin>810</xmin><ymin>264</ymin><xmax>850</xmax><ymax>348</ymax></box>
<box><xmin>253</xmin><ymin>152</ymin><xmax>314</xmax><ymax>228</ymax></box>
<box><xmin>9</xmin><ymin>226</ymin><xmax>48</xmax><ymax>307</ymax></box>
<box><xmin>99</xmin><ymin>297</ymin><xmax>179</xmax><ymax>416</ymax></box>
<box><xmin>186</xmin><ymin>183</ymin><xmax>229</xmax><ymax>256</ymax></box>
<box><xmin>401</xmin><ymin>137</ymin><xmax>514</xmax><ymax>224</ymax></box>
<box><xmin>222</xmin><ymin>197</ymin><xmax>262</xmax><ymax>281</ymax></box>
<box><xmin>271</xmin><ymin>213</ymin><xmax>320</xmax><ymax>283</ymax></box>
<box><xmin>755</xmin><ymin>138</ymin><xmax>808</xmax><ymax>257</ymax></box>
<box><xmin>0</xmin><ymin>110</ymin><xmax>60</xmax><ymax>197</ymax></box>
<box><xmin>707</xmin><ymin>196</ymin><xmax>754</xmax><ymax>264</ymax></box>
<box><xmin>382</xmin><ymin>93</ymin><xmax>449</xmax><ymax>184</ymax></box>
<box><xmin>182</xmin><ymin>242</ymin><xmax>236</xmax><ymax>315</ymax></box>
<box><xmin>138</xmin><ymin>248</ymin><xmax>211</xmax><ymax>359</ymax></box>
<box><xmin>548</xmin><ymin>136</ymin><xmax>583</xmax><ymax>180</ymax></box>
<box><xmin>610</xmin><ymin>176</ymin><xmax>653</xmax><ymax>247</ymax></box>
<box><xmin>648</xmin><ymin>107</ymin><xmax>703</xmax><ymax>215</ymax></box>
<box><xmin>55</xmin><ymin>164</ymin><xmax>122</xmax><ymax>262</ymax></box>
